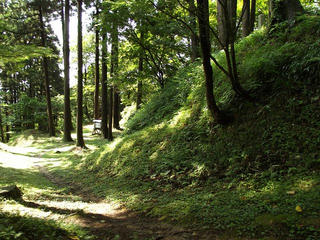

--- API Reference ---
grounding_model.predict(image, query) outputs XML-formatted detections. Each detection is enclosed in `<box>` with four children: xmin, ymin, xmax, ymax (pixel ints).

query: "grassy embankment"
<box><xmin>1</xmin><ymin>16</ymin><xmax>320</xmax><ymax>239</ymax></box>
<box><xmin>54</xmin><ymin>16</ymin><xmax>320</xmax><ymax>239</ymax></box>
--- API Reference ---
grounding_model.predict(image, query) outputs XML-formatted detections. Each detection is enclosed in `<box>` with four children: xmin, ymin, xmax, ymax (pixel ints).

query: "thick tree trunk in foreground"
<box><xmin>101</xmin><ymin>31</ymin><xmax>108</xmax><ymax>139</ymax></box>
<box><xmin>63</xmin><ymin>0</ymin><xmax>73</xmax><ymax>142</ymax></box>
<box><xmin>197</xmin><ymin>0</ymin><xmax>223</xmax><ymax>123</ymax></box>
<box><xmin>76</xmin><ymin>0</ymin><xmax>86</xmax><ymax>148</ymax></box>
<box><xmin>39</xmin><ymin>5</ymin><xmax>55</xmax><ymax>137</ymax></box>
<box><xmin>94</xmin><ymin>1</ymin><xmax>100</xmax><ymax>120</ymax></box>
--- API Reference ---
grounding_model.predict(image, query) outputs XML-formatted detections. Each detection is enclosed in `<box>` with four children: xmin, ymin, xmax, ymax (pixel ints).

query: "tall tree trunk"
<box><xmin>197</xmin><ymin>0</ymin><xmax>224</xmax><ymax>123</ymax></box>
<box><xmin>5</xmin><ymin>103</ymin><xmax>10</xmax><ymax>142</ymax></box>
<box><xmin>94</xmin><ymin>0</ymin><xmax>100</xmax><ymax>120</ymax></box>
<box><xmin>217</xmin><ymin>0</ymin><xmax>252</xmax><ymax>100</ymax></box>
<box><xmin>136</xmin><ymin>52</ymin><xmax>143</xmax><ymax>110</ymax></box>
<box><xmin>250</xmin><ymin>0</ymin><xmax>256</xmax><ymax>32</ymax></box>
<box><xmin>270</xmin><ymin>0</ymin><xmax>304</xmax><ymax>25</ymax></box>
<box><xmin>0</xmin><ymin>106</ymin><xmax>4</xmax><ymax>143</ymax></box>
<box><xmin>63</xmin><ymin>0</ymin><xmax>73</xmax><ymax>142</ymax></box>
<box><xmin>101</xmin><ymin>30</ymin><xmax>108</xmax><ymax>139</ymax></box>
<box><xmin>111</xmin><ymin>20</ymin><xmax>120</xmax><ymax>130</ymax></box>
<box><xmin>217</xmin><ymin>0</ymin><xmax>237</xmax><ymax>47</ymax></box>
<box><xmin>76</xmin><ymin>0</ymin><xmax>86</xmax><ymax>148</ymax></box>
<box><xmin>242</xmin><ymin>0</ymin><xmax>257</xmax><ymax>37</ymax></box>
<box><xmin>187</xmin><ymin>0</ymin><xmax>200</xmax><ymax>61</ymax></box>
<box><xmin>242</xmin><ymin>0</ymin><xmax>250</xmax><ymax>37</ymax></box>
<box><xmin>108</xmin><ymin>86</ymin><xmax>113</xmax><ymax>140</ymax></box>
<box><xmin>39</xmin><ymin>5</ymin><xmax>55</xmax><ymax>137</ymax></box>
<box><xmin>113</xmin><ymin>90</ymin><xmax>120</xmax><ymax>129</ymax></box>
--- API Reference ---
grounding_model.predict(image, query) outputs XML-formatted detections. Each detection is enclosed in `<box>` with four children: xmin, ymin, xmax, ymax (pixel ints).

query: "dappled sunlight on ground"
<box><xmin>34</xmin><ymin>199</ymin><xmax>126</xmax><ymax>218</ymax></box>
<box><xmin>0</xmin><ymin>149</ymin><xmax>62</xmax><ymax>169</ymax></box>
<box><xmin>0</xmin><ymin>126</ymin><xmax>204</xmax><ymax>239</ymax></box>
<box><xmin>0</xmin><ymin>150</ymin><xmax>44</xmax><ymax>169</ymax></box>
<box><xmin>0</xmin><ymin>201</ymin><xmax>66</xmax><ymax>221</ymax></box>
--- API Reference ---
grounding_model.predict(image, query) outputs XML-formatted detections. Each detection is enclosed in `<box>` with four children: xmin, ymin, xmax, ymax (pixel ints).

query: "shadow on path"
<box><xmin>35</xmin><ymin>165</ymin><xmax>200</xmax><ymax>240</ymax></box>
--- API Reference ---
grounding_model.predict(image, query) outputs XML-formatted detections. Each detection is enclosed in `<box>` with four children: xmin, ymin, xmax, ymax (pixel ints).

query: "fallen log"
<box><xmin>0</xmin><ymin>185</ymin><xmax>22</xmax><ymax>200</ymax></box>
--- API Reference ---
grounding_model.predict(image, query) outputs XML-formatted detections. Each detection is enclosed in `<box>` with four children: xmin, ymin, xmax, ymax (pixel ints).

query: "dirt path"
<box><xmin>37</xmin><ymin>165</ymin><xmax>198</xmax><ymax>240</ymax></box>
<box><xmin>0</xmin><ymin>147</ymin><xmax>208</xmax><ymax>240</ymax></box>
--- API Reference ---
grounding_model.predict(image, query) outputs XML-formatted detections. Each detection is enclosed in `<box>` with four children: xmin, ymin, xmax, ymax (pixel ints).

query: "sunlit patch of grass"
<box><xmin>295</xmin><ymin>178</ymin><xmax>317</xmax><ymax>191</ymax></box>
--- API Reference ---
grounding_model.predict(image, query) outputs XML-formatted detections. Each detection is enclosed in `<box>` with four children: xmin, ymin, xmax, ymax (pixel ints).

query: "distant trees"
<box><xmin>0</xmin><ymin>0</ymin><xmax>62</xmax><ymax>140</ymax></box>
<box><xmin>37</xmin><ymin>2</ymin><xmax>55</xmax><ymax>137</ymax></box>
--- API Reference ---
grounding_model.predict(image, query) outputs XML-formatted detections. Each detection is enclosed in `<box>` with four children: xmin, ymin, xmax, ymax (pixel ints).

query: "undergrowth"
<box><xmin>41</xmin><ymin>15</ymin><xmax>320</xmax><ymax>239</ymax></box>
<box><xmin>0</xmin><ymin>211</ymin><xmax>87</xmax><ymax>240</ymax></box>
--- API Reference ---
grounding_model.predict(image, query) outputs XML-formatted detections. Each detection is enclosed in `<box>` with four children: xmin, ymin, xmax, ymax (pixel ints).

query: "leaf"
<box><xmin>295</xmin><ymin>205</ymin><xmax>303</xmax><ymax>212</ymax></box>
<box><xmin>69</xmin><ymin>236</ymin><xmax>80</xmax><ymax>240</ymax></box>
<box><xmin>158</xmin><ymin>215</ymin><xmax>167</xmax><ymax>221</ymax></box>
<box><xmin>286</xmin><ymin>191</ymin><xmax>296</xmax><ymax>195</ymax></box>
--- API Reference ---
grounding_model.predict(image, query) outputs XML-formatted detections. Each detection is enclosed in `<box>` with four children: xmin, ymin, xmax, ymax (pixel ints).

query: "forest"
<box><xmin>0</xmin><ymin>0</ymin><xmax>319</xmax><ymax>239</ymax></box>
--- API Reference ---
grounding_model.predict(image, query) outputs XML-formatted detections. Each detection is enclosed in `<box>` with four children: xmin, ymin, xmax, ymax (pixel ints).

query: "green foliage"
<box><xmin>3</xmin><ymin>14</ymin><xmax>317</xmax><ymax>239</ymax></box>
<box><xmin>0</xmin><ymin>45</ymin><xmax>53</xmax><ymax>66</ymax></box>
<box><xmin>0</xmin><ymin>212</ymin><xmax>70</xmax><ymax>240</ymax></box>
<box><xmin>125</xmin><ymin>61</ymin><xmax>204</xmax><ymax>132</ymax></box>
<box><xmin>59</xmin><ymin>15</ymin><xmax>320</xmax><ymax>239</ymax></box>
<box><xmin>8</xmin><ymin>94</ymin><xmax>47</xmax><ymax>131</ymax></box>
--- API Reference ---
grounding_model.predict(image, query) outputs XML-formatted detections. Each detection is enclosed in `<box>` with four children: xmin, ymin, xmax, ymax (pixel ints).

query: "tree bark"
<box><xmin>94</xmin><ymin>0</ymin><xmax>100</xmax><ymax>120</ymax></box>
<box><xmin>242</xmin><ymin>0</ymin><xmax>250</xmax><ymax>37</ymax></box>
<box><xmin>108</xmin><ymin>86</ymin><xmax>113</xmax><ymax>141</ymax></box>
<box><xmin>217</xmin><ymin>0</ymin><xmax>237</xmax><ymax>47</ymax></box>
<box><xmin>111</xmin><ymin>20</ymin><xmax>120</xmax><ymax>130</ymax></box>
<box><xmin>250</xmin><ymin>0</ymin><xmax>256</xmax><ymax>32</ymax></box>
<box><xmin>243</xmin><ymin>0</ymin><xmax>257</xmax><ymax>37</ymax></box>
<box><xmin>187</xmin><ymin>0</ymin><xmax>200</xmax><ymax>61</ymax></box>
<box><xmin>39</xmin><ymin>5</ymin><xmax>55</xmax><ymax>137</ymax></box>
<box><xmin>0</xmin><ymin>106</ymin><xmax>4</xmax><ymax>143</ymax></box>
<box><xmin>113</xmin><ymin>90</ymin><xmax>121</xmax><ymax>129</ymax></box>
<box><xmin>76</xmin><ymin>0</ymin><xmax>86</xmax><ymax>148</ymax></box>
<box><xmin>197</xmin><ymin>0</ymin><xmax>223</xmax><ymax>123</ymax></box>
<box><xmin>136</xmin><ymin>29</ymin><xmax>144</xmax><ymax>110</ymax></box>
<box><xmin>63</xmin><ymin>0</ymin><xmax>73</xmax><ymax>142</ymax></box>
<box><xmin>5</xmin><ymin>105</ymin><xmax>10</xmax><ymax>142</ymax></box>
<box><xmin>136</xmin><ymin>52</ymin><xmax>143</xmax><ymax>110</ymax></box>
<box><xmin>101</xmin><ymin>30</ymin><xmax>108</xmax><ymax>139</ymax></box>
<box><xmin>270</xmin><ymin>0</ymin><xmax>304</xmax><ymax>25</ymax></box>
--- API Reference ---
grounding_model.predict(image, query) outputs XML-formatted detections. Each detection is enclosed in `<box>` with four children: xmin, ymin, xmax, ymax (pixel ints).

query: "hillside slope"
<box><xmin>58</xmin><ymin>16</ymin><xmax>320</xmax><ymax>239</ymax></box>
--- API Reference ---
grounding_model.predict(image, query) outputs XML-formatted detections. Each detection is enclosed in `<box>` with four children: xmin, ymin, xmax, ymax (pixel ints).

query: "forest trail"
<box><xmin>0</xmin><ymin>145</ymin><xmax>210</xmax><ymax>240</ymax></box>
